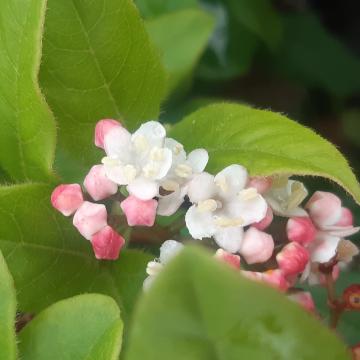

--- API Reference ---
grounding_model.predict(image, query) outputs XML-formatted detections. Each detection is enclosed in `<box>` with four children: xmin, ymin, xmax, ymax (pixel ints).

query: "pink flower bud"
<box><xmin>253</xmin><ymin>206</ymin><xmax>273</xmax><ymax>230</ymax></box>
<box><xmin>276</xmin><ymin>242</ymin><xmax>309</xmax><ymax>276</ymax></box>
<box><xmin>240</xmin><ymin>227</ymin><xmax>274</xmax><ymax>264</ymax></box>
<box><xmin>306</xmin><ymin>191</ymin><xmax>342</xmax><ymax>227</ymax></box>
<box><xmin>262</xmin><ymin>270</ymin><xmax>289</xmax><ymax>291</ymax></box>
<box><xmin>335</xmin><ymin>207</ymin><xmax>353</xmax><ymax>227</ymax></box>
<box><xmin>84</xmin><ymin>165</ymin><xmax>118</xmax><ymax>201</ymax></box>
<box><xmin>241</xmin><ymin>269</ymin><xmax>289</xmax><ymax>291</ymax></box>
<box><xmin>214</xmin><ymin>249</ymin><xmax>241</xmax><ymax>269</ymax></box>
<box><xmin>120</xmin><ymin>195</ymin><xmax>157</xmax><ymax>227</ymax></box>
<box><xmin>94</xmin><ymin>119</ymin><xmax>122</xmax><ymax>149</ymax></box>
<box><xmin>286</xmin><ymin>216</ymin><xmax>316</xmax><ymax>246</ymax></box>
<box><xmin>73</xmin><ymin>201</ymin><xmax>107</xmax><ymax>240</ymax></box>
<box><xmin>248</xmin><ymin>176</ymin><xmax>272</xmax><ymax>194</ymax></box>
<box><xmin>288</xmin><ymin>291</ymin><xmax>315</xmax><ymax>312</ymax></box>
<box><xmin>91</xmin><ymin>226</ymin><xmax>125</xmax><ymax>260</ymax></box>
<box><xmin>51</xmin><ymin>184</ymin><xmax>84</xmax><ymax>216</ymax></box>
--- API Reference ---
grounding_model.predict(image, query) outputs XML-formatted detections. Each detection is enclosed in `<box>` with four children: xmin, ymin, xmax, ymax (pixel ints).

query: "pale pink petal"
<box><xmin>335</xmin><ymin>207</ymin><xmax>354</xmax><ymax>227</ymax></box>
<box><xmin>91</xmin><ymin>226</ymin><xmax>125</xmax><ymax>260</ymax></box>
<box><xmin>120</xmin><ymin>195</ymin><xmax>157</xmax><ymax>227</ymax></box>
<box><xmin>325</xmin><ymin>226</ymin><xmax>360</xmax><ymax>238</ymax></box>
<box><xmin>286</xmin><ymin>216</ymin><xmax>316</xmax><ymax>246</ymax></box>
<box><xmin>276</xmin><ymin>242</ymin><xmax>309</xmax><ymax>276</ymax></box>
<box><xmin>288</xmin><ymin>291</ymin><xmax>315</xmax><ymax>312</ymax></box>
<box><xmin>94</xmin><ymin>119</ymin><xmax>122</xmax><ymax>149</ymax></box>
<box><xmin>214</xmin><ymin>164</ymin><xmax>248</xmax><ymax>198</ymax></box>
<box><xmin>185</xmin><ymin>205</ymin><xmax>216</xmax><ymax>239</ymax></box>
<box><xmin>84</xmin><ymin>165</ymin><xmax>118</xmax><ymax>201</ymax></box>
<box><xmin>51</xmin><ymin>184</ymin><xmax>83</xmax><ymax>216</ymax></box>
<box><xmin>127</xmin><ymin>177</ymin><xmax>159</xmax><ymax>200</ymax></box>
<box><xmin>247</xmin><ymin>177</ymin><xmax>273</xmax><ymax>194</ymax></box>
<box><xmin>103</xmin><ymin>126</ymin><xmax>132</xmax><ymax>159</ymax></box>
<box><xmin>240</xmin><ymin>227</ymin><xmax>274</xmax><ymax>264</ymax></box>
<box><xmin>309</xmin><ymin>232</ymin><xmax>341</xmax><ymax>263</ymax></box>
<box><xmin>214</xmin><ymin>249</ymin><xmax>241</xmax><ymax>269</ymax></box>
<box><xmin>186</xmin><ymin>149</ymin><xmax>209</xmax><ymax>173</ymax></box>
<box><xmin>214</xmin><ymin>226</ymin><xmax>244</xmax><ymax>253</ymax></box>
<box><xmin>159</xmin><ymin>240</ymin><xmax>184</xmax><ymax>264</ymax></box>
<box><xmin>262</xmin><ymin>270</ymin><xmax>289</xmax><ymax>291</ymax></box>
<box><xmin>73</xmin><ymin>201</ymin><xmax>107</xmax><ymax>240</ymax></box>
<box><xmin>253</xmin><ymin>206</ymin><xmax>273</xmax><ymax>230</ymax></box>
<box><xmin>306</xmin><ymin>191</ymin><xmax>342</xmax><ymax>228</ymax></box>
<box><xmin>187</xmin><ymin>172</ymin><xmax>216</xmax><ymax>203</ymax></box>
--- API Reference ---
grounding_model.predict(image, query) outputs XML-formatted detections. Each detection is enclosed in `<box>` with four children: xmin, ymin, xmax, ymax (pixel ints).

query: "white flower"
<box><xmin>264</xmin><ymin>176</ymin><xmax>308</xmax><ymax>217</ymax></box>
<box><xmin>157</xmin><ymin>138</ymin><xmax>209</xmax><ymax>216</ymax></box>
<box><xmin>185</xmin><ymin>165</ymin><xmax>267</xmax><ymax>253</ymax></box>
<box><xmin>143</xmin><ymin>240</ymin><xmax>184</xmax><ymax>290</ymax></box>
<box><xmin>101</xmin><ymin>121</ymin><xmax>173</xmax><ymax>200</ymax></box>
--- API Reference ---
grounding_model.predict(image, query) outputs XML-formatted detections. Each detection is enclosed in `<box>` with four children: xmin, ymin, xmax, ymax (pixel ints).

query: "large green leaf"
<box><xmin>0</xmin><ymin>250</ymin><xmax>17</xmax><ymax>360</ymax></box>
<box><xmin>125</xmin><ymin>247</ymin><xmax>351</xmax><ymax>360</ymax></box>
<box><xmin>169</xmin><ymin>103</ymin><xmax>360</xmax><ymax>203</ymax></box>
<box><xmin>0</xmin><ymin>0</ymin><xmax>56</xmax><ymax>182</ymax></box>
<box><xmin>0</xmin><ymin>183</ymin><xmax>151</xmax><ymax>324</ymax></box>
<box><xmin>40</xmin><ymin>0</ymin><xmax>167</xmax><ymax>179</ymax></box>
<box><xmin>135</xmin><ymin>0</ymin><xmax>198</xmax><ymax>18</ymax></box>
<box><xmin>145</xmin><ymin>9</ymin><xmax>215</xmax><ymax>95</ymax></box>
<box><xmin>271</xmin><ymin>14</ymin><xmax>360</xmax><ymax>97</ymax></box>
<box><xmin>19</xmin><ymin>294</ymin><xmax>122</xmax><ymax>360</ymax></box>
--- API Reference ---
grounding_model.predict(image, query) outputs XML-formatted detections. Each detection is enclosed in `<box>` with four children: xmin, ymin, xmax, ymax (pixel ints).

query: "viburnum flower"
<box><xmin>251</xmin><ymin>176</ymin><xmax>308</xmax><ymax>217</ymax></box>
<box><xmin>185</xmin><ymin>165</ymin><xmax>267</xmax><ymax>253</ymax></box>
<box><xmin>241</xmin><ymin>269</ymin><xmax>289</xmax><ymax>292</ymax></box>
<box><xmin>91</xmin><ymin>226</ymin><xmax>125</xmax><ymax>260</ymax></box>
<box><xmin>101</xmin><ymin>121</ymin><xmax>173</xmax><ymax>200</ymax></box>
<box><xmin>286</xmin><ymin>192</ymin><xmax>359</xmax><ymax>283</ymax></box>
<box><xmin>143</xmin><ymin>240</ymin><xmax>184</xmax><ymax>290</ymax></box>
<box><xmin>51</xmin><ymin>184</ymin><xmax>84</xmax><ymax>216</ymax></box>
<box><xmin>157</xmin><ymin>138</ymin><xmax>208</xmax><ymax>216</ymax></box>
<box><xmin>214</xmin><ymin>249</ymin><xmax>241</xmax><ymax>269</ymax></box>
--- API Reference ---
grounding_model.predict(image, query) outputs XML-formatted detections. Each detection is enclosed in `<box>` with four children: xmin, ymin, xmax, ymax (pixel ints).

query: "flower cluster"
<box><xmin>51</xmin><ymin>118</ymin><xmax>359</xmax><ymax>309</ymax></box>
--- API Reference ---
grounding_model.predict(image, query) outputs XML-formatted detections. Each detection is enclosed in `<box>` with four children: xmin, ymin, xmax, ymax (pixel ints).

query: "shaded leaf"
<box><xmin>135</xmin><ymin>0</ymin><xmax>198</xmax><ymax>18</ymax></box>
<box><xmin>169</xmin><ymin>103</ymin><xmax>360</xmax><ymax>203</ymax></box>
<box><xmin>145</xmin><ymin>9</ymin><xmax>215</xmax><ymax>95</ymax></box>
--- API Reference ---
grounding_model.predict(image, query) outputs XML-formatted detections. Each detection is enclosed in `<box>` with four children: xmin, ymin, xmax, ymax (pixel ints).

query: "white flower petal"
<box><xmin>104</xmin><ymin>126</ymin><xmax>132</xmax><ymax>160</ymax></box>
<box><xmin>165</xmin><ymin>138</ymin><xmax>186</xmax><ymax>164</ymax></box>
<box><xmin>103</xmin><ymin>163</ymin><xmax>137</xmax><ymax>185</ymax></box>
<box><xmin>309</xmin><ymin>233</ymin><xmax>341</xmax><ymax>263</ymax></box>
<box><xmin>159</xmin><ymin>240</ymin><xmax>184</xmax><ymax>264</ymax></box>
<box><xmin>132</xmin><ymin>121</ymin><xmax>166</xmax><ymax>148</ymax></box>
<box><xmin>227</xmin><ymin>194</ymin><xmax>267</xmax><ymax>226</ymax></box>
<box><xmin>325</xmin><ymin>226</ymin><xmax>360</xmax><ymax>238</ymax></box>
<box><xmin>187</xmin><ymin>172</ymin><xmax>216</xmax><ymax>203</ymax></box>
<box><xmin>185</xmin><ymin>205</ymin><xmax>216</xmax><ymax>239</ymax></box>
<box><xmin>127</xmin><ymin>177</ymin><xmax>159</xmax><ymax>200</ymax></box>
<box><xmin>214</xmin><ymin>226</ymin><xmax>244</xmax><ymax>253</ymax></box>
<box><xmin>214</xmin><ymin>164</ymin><xmax>248</xmax><ymax>198</ymax></box>
<box><xmin>157</xmin><ymin>188</ymin><xmax>186</xmax><ymax>216</ymax></box>
<box><xmin>186</xmin><ymin>149</ymin><xmax>209</xmax><ymax>173</ymax></box>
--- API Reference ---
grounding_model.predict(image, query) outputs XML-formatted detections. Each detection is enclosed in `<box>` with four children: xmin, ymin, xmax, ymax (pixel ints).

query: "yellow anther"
<box><xmin>198</xmin><ymin>199</ymin><xmax>218</xmax><ymax>212</ymax></box>
<box><xmin>175</xmin><ymin>164</ymin><xmax>192</xmax><ymax>178</ymax></box>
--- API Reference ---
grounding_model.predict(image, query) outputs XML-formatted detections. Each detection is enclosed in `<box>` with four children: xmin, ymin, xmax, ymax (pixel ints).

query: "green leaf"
<box><xmin>126</xmin><ymin>247</ymin><xmax>351</xmax><ymax>360</ymax></box>
<box><xmin>0</xmin><ymin>250</ymin><xmax>17</xmax><ymax>360</ymax></box>
<box><xmin>169</xmin><ymin>103</ymin><xmax>360</xmax><ymax>203</ymax></box>
<box><xmin>145</xmin><ymin>9</ymin><xmax>215</xmax><ymax>95</ymax></box>
<box><xmin>40</xmin><ymin>0</ymin><xmax>167</xmax><ymax>180</ymax></box>
<box><xmin>0</xmin><ymin>183</ymin><xmax>152</xmax><ymax>324</ymax></box>
<box><xmin>271</xmin><ymin>14</ymin><xmax>360</xmax><ymax>97</ymax></box>
<box><xmin>135</xmin><ymin>0</ymin><xmax>198</xmax><ymax>18</ymax></box>
<box><xmin>19</xmin><ymin>294</ymin><xmax>122</xmax><ymax>360</ymax></box>
<box><xmin>0</xmin><ymin>0</ymin><xmax>56</xmax><ymax>182</ymax></box>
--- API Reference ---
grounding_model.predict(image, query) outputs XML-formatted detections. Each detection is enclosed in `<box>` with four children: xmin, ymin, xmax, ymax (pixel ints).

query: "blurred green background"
<box><xmin>135</xmin><ymin>0</ymin><xmax>360</xmax><ymax>343</ymax></box>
